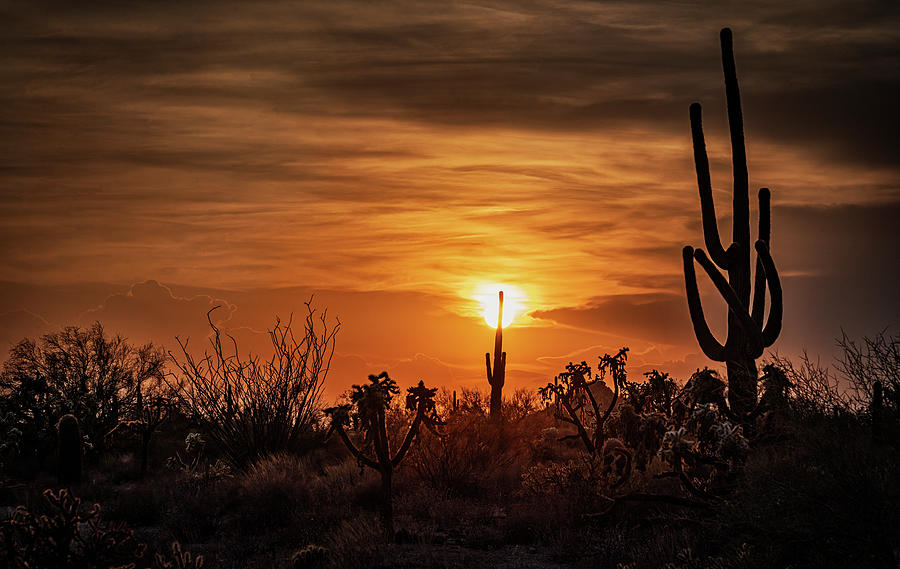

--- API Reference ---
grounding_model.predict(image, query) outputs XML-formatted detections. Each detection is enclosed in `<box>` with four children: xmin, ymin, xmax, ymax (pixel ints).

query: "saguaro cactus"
<box><xmin>485</xmin><ymin>291</ymin><xmax>507</xmax><ymax>418</ymax></box>
<box><xmin>57</xmin><ymin>414</ymin><xmax>82</xmax><ymax>486</ymax></box>
<box><xmin>324</xmin><ymin>372</ymin><xmax>440</xmax><ymax>540</ymax></box>
<box><xmin>682</xmin><ymin>28</ymin><xmax>783</xmax><ymax>418</ymax></box>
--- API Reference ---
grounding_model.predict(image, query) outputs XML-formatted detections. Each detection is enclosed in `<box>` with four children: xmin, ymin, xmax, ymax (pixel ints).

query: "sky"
<box><xmin>1</xmin><ymin>0</ymin><xmax>898</xmax><ymax>400</ymax></box>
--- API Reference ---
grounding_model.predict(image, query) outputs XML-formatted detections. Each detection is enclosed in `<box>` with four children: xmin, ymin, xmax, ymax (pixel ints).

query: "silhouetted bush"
<box><xmin>171</xmin><ymin>301</ymin><xmax>339</xmax><ymax>469</ymax></box>
<box><xmin>0</xmin><ymin>323</ymin><xmax>165</xmax><ymax>473</ymax></box>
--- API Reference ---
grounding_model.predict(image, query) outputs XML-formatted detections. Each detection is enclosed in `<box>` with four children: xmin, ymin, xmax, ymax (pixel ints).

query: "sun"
<box><xmin>473</xmin><ymin>283</ymin><xmax>527</xmax><ymax>328</ymax></box>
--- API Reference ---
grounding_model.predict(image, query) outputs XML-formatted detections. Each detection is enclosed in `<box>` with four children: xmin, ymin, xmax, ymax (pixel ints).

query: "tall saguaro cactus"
<box><xmin>485</xmin><ymin>291</ymin><xmax>507</xmax><ymax>418</ymax></box>
<box><xmin>682</xmin><ymin>28</ymin><xmax>783</xmax><ymax>418</ymax></box>
<box><xmin>324</xmin><ymin>372</ymin><xmax>440</xmax><ymax>540</ymax></box>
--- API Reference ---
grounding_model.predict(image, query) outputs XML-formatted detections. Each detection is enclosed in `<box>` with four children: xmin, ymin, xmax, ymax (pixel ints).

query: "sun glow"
<box><xmin>473</xmin><ymin>283</ymin><xmax>528</xmax><ymax>328</ymax></box>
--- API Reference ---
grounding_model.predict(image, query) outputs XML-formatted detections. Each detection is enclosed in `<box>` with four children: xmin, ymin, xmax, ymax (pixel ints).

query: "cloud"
<box><xmin>531</xmin><ymin>292</ymin><xmax>692</xmax><ymax>346</ymax></box>
<box><xmin>80</xmin><ymin>280</ymin><xmax>236</xmax><ymax>347</ymax></box>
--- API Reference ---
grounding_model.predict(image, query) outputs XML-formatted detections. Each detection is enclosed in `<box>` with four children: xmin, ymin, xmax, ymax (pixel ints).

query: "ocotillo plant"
<box><xmin>485</xmin><ymin>290</ymin><xmax>507</xmax><ymax>418</ymax></box>
<box><xmin>872</xmin><ymin>380</ymin><xmax>883</xmax><ymax>441</ymax></box>
<box><xmin>57</xmin><ymin>414</ymin><xmax>82</xmax><ymax>486</ymax></box>
<box><xmin>324</xmin><ymin>372</ymin><xmax>441</xmax><ymax>540</ymax></box>
<box><xmin>682</xmin><ymin>28</ymin><xmax>783</xmax><ymax>418</ymax></box>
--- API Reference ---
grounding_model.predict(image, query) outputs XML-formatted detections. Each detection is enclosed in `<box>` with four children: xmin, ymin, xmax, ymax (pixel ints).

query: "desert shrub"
<box><xmin>405</xmin><ymin>390</ymin><xmax>551</xmax><ymax>498</ymax></box>
<box><xmin>521</xmin><ymin>454</ymin><xmax>603</xmax><ymax>497</ymax></box>
<box><xmin>0</xmin><ymin>323</ymin><xmax>165</xmax><ymax>471</ymax></box>
<box><xmin>0</xmin><ymin>488</ymin><xmax>146</xmax><ymax>569</ymax></box>
<box><xmin>320</xmin><ymin>515</ymin><xmax>384</xmax><ymax>569</ymax></box>
<box><xmin>171</xmin><ymin>301</ymin><xmax>339</xmax><ymax>469</ymax></box>
<box><xmin>708</xmin><ymin>418</ymin><xmax>899</xmax><ymax>568</ymax></box>
<box><xmin>767</xmin><ymin>352</ymin><xmax>851</xmax><ymax>418</ymax></box>
<box><xmin>836</xmin><ymin>329</ymin><xmax>899</xmax><ymax>408</ymax></box>
<box><xmin>230</xmin><ymin>453</ymin><xmax>315</xmax><ymax>532</ymax></box>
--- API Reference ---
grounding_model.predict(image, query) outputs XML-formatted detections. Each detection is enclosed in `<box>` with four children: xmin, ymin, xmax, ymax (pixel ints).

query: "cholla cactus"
<box><xmin>324</xmin><ymin>372</ymin><xmax>441</xmax><ymax>540</ymax></box>
<box><xmin>1</xmin><ymin>489</ymin><xmax>145</xmax><ymax>567</ymax></box>
<box><xmin>660</xmin><ymin>427</ymin><xmax>697</xmax><ymax>463</ymax></box>
<box><xmin>710</xmin><ymin>421</ymin><xmax>749</xmax><ymax>459</ymax></box>
<box><xmin>539</xmin><ymin>348</ymin><xmax>627</xmax><ymax>455</ymax></box>
<box><xmin>155</xmin><ymin>541</ymin><xmax>204</xmax><ymax>569</ymax></box>
<box><xmin>291</xmin><ymin>544</ymin><xmax>327</xmax><ymax>569</ymax></box>
<box><xmin>600</xmin><ymin>438</ymin><xmax>632</xmax><ymax>488</ymax></box>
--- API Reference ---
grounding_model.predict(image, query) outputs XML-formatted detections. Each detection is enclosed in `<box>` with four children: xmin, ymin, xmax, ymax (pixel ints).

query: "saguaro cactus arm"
<box><xmin>689</xmin><ymin>103</ymin><xmax>729</xmax><ymax>268</ymax></box>
<box><xmin>755</xmin><ymin>240</ymin><xmax>782</xmax><ymax>347</ymax></box>
<box><xmin>683</xmin><ymin>246</ymin><xmax>727</xmax><ymax>362</ymax></box>
<box><xmin>692</xmin><ymin>248</ymin><xmax>764</xmax><ymax>357</ymax></box>
<box><xmin>751</xmin><ymin>188</ymin><xmax>771</xmax><ymax>326</ymax></box>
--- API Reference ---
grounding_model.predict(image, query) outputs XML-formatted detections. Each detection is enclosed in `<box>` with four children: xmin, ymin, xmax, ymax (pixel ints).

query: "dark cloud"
<box><xmin>531</xmin><ymin>292</ymin><xmax>691</xmax><ymax>346</ymax></box>
<box><xmin>3</xmin><ymin>0</ymin><xmax>898</xmax><ymax>177</ymax></box>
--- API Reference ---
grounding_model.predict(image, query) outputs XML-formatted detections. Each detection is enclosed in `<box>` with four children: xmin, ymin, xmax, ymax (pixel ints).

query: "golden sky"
<box><xmin>1</xmin><ymin>1</ymin><xmax>899</xmax><ymax>399</ymax></box>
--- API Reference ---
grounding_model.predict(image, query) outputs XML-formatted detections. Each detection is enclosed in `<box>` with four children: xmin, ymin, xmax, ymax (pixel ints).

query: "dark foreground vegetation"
<box><xmin>0</xmin><ymin>311</ymin><xmax>897</xmax><ymax>568</ymax></box>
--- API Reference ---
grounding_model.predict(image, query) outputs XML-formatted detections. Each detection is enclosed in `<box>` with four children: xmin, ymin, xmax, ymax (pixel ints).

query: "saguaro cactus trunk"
<box><xmin>682</xmin><ymin>28</ymin><xmax>783</xmax><ymax>418</ymax></box>
<box><xmin>57</xmin><ymin>414</ymin><xmax>82</xmax><ymax>486</ymax></box>
<box><xmin>486</xmin><ymin>291</ymin><xmax>507</xmax><ymax>418</ymax></box>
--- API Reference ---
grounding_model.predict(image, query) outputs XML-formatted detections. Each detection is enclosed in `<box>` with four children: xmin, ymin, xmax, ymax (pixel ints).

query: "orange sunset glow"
<box><xmin>0</xmin><ymin>1</ymin><xmax>897</xmax><ymax>402</ymax></box>
<box><xmin>1</xmin><ymin>3</ymin><xmax>898</xmax><ymax>567</ymax></box>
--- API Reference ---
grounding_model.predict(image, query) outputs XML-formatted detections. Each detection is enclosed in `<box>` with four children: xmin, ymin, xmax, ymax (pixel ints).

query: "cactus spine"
<box><xmin>57</xmin><ymin>414</ymin><xmax>82</xmax><ymax>486</ymax></box>
<box><xmin>485</xmin><ymin>290</ymin><xmax>507</xmax><ymax>419</ymax></box>
<box><xmin>682</xmin><ymin>28</ymin><xmax>783</xmax><ymax>418</ymax></box>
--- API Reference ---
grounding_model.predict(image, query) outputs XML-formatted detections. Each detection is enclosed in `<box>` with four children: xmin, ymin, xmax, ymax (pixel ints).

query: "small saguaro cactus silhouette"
<box><xmin>57</xmin><ymin>414</ymin><xmax>82</xmax><ymax>486</ymax></box>
<box><xmin>682</xmin><ymin>28</ymin><xmax>783</xmax><ymax>418</ymax></box>
<box><xmin>485</xmin><ymin>290</ymin><xmax>507</xmax><ymax>418</ymax></box>
<box><xmin>324</xmin><ymin>372</ymin><xmax>441</xmax><ymax>540</ymax></box>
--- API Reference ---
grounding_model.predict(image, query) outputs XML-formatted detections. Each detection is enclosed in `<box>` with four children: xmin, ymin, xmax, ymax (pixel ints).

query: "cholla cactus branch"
<box><xmin>540</xmin><ymin>348</ymin><xmax>627</xmax><ymax>459</ymax></box>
